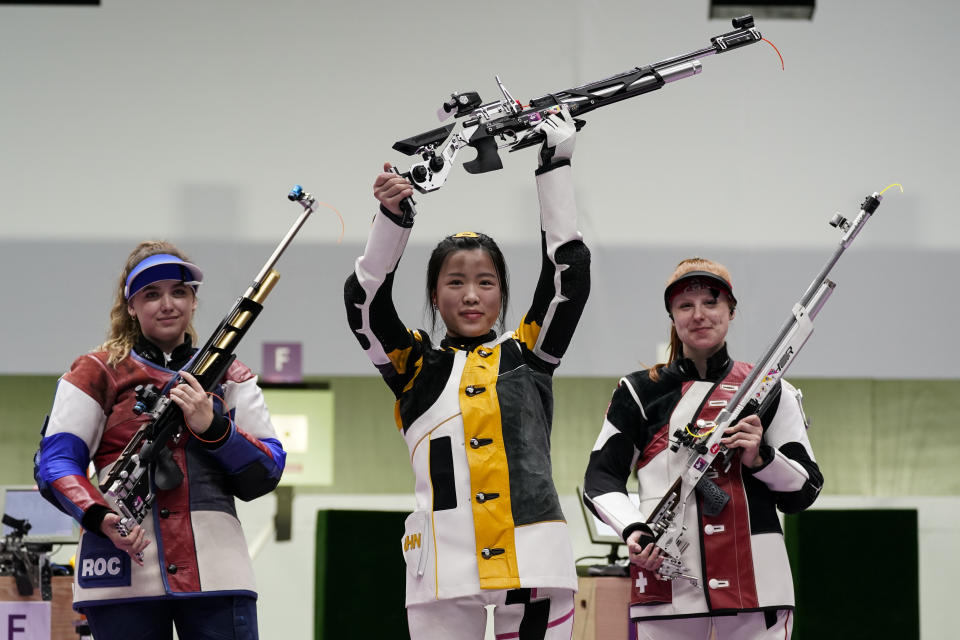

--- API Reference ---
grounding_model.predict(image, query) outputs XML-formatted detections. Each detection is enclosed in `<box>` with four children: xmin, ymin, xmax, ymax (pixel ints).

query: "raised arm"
<box><xmin>344</xmin><ymin>164</ymin><xmax>426</xmax><ymax>397</ymax></box>
<box><xmin>515</xmin><ymin>110</ymin><xmax>591</xmax><ymax>372</ymax></box>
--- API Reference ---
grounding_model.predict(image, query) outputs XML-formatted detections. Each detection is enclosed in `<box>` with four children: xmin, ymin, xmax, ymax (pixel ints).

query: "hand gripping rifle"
<box><xmin>99</xmin><ymin>186</ymin><xmax>316</xmax><ymax>534</ymax></box>
<box><xmin>390</xmin><ymin>15</ymin><xmax>762</xmax><ymax>220</ymax></box>
<box><xmin>646</xmin><ymin>190</ymin><xmax>888</xmax><ymax>585</ymax></box>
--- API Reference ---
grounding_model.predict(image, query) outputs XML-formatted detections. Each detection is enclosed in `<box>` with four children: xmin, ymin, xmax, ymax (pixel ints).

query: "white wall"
<box><xmin>0</xmin><ymin>0</ymin><xmax>952</xmax><ymax>248</ymax></box>
<box><xmin>1</xmin><ymin>0</ymin><xmax>958</xmax><ymax>377</ymax></box>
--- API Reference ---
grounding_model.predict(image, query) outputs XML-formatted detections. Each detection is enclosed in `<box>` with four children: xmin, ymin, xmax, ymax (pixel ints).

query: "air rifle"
<box><xmin>99</xmin><ymin>186</ymin><xmax>316</xmax><ymax>534</ymax></box>
<box><xmin>391</xmin><ymin>15</ymin><xmax>762</xmax><ymax>220</ymax></box>
<box><xmin>645</xmin><ymin>190</ymin><xmax>890</xmax><ymax>585</ymax></box>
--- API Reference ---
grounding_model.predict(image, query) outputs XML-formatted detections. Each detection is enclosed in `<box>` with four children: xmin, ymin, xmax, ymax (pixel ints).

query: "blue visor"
<box><xmin>124</xmin><ymin>254</ymin><xmax>204</xmax><ymax>300</ymax></box>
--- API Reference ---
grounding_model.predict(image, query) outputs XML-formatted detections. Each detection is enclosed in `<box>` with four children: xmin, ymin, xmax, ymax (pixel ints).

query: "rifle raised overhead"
<box><xmin>391</xmin><ymin>15</ymin><xmax>763</xmax><ymax>220</ymax></box>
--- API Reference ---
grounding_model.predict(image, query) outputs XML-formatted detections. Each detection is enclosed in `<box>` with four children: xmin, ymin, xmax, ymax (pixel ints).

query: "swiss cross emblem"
<box><xmin>635</xmin><ymin>572</ymin><xmax>648</xmax><ymax>593</ymax></box>
<box><xmin>710</xmin><ymin>443</ymin><xmax>720</xmax><ymax>455</ymax></box>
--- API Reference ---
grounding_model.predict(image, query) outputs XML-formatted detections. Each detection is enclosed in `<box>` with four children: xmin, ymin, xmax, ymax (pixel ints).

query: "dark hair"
<box><xmin>425</xmin><ymin>232</ymin><xmax>509</xmax><ymax>334</ymax></box>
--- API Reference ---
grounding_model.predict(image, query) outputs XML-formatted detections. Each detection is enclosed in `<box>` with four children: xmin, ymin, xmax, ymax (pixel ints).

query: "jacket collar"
<box><xmin>440</xmin><ymin>330</ymin><xmax>497</xmax><ymax>352</ymax></box>
<box><xmin>667</xmin><ymin>343</ymin><xmax>733</xmax><ymax>381</ymax></box>
<box><xmin>133</xmin><ymin>333</ymin><xmax>194</xmax><ymax>370</ymax></box>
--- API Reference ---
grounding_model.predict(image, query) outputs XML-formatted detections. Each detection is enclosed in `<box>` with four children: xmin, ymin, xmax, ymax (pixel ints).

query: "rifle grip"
<box><xmin>389</xmin><ymin>167</ymin><xmax>417</xmax><ymax>223</ymax></box>
<box><xmin>463</xmin><ymin>136</ymin><xmax>503</xmax><ymax>175</ymax></box>
<box><xmin>696</xmin><ymin>475</ymin><xmax>730</xmax><ymax>517</ymax></box>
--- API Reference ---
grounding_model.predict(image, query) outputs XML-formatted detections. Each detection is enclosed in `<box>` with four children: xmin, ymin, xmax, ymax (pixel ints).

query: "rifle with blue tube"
<box><xmin>645</xmin><ymin>188</ymin><xmax>897</xmax><ymax>585</ymax></box>
<box><xmin>390</xmin><ymin>15</ymin><xmax>764</xmax><ymax>221</ymax></box>
<box><xmin>98</xmin><ymin>186</ymin><xmax>316</xmax><ymax>535</ymax></box>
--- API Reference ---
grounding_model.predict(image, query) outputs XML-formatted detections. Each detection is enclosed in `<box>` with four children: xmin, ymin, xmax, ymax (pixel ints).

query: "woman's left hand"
<box><xmin>534</xmin><ymin>105</ymin><xmax>577</xmax><ymax>169</ymax></box>
<box><xmin>169</xmin><ymin>371</ymin><xmax>214</xmax><ymax>434</ymax></box>
<box><xmin>721</xmin><ymin>414</ymin><xmax>764</xmax><ymax>468</ymax></box>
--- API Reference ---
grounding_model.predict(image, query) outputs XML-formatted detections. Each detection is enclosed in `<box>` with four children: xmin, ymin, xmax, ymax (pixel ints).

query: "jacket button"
<box><xmin>167</xmin><ymin>564</ymin><xmax>178</xmax><ymax>574</ymax></box>
<box><xmin>480</xmin><ymin>547</ymin><xmax>505</xmax><ymax>559</ymax></box>
<box><xmin>704</xmin><ymin>524</ymin><xmax>725</xmax><ymax>535</ymax></box>
<box><xmin>160</xmin><ymin>508</ymin><xmax>170</xmax><ymax>518</ymax></box>
<box><xmin>465</xmin><ymin>385</ymin><xmax>486</xmax><ymax>397</ymax></box>
<box><xmin>475</xmin><ymin>492</ymin><xmax>500</xmax><ymax>504</ymax></box>
<box><xmin>469</xmin><ymin>437</ymin><xmax>493</xmax><ymax>449</ymax></box>
<box><xmin>708</xmin><ymin>578</ymin><xmax>729</xmax><ymax>589</ymax></box>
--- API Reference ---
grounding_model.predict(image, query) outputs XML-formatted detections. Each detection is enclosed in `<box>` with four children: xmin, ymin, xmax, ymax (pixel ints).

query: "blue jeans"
<box><xmin>82</xmin><ymin>595</ymin><xmax>258</xmax><ymax>640</ymax></box>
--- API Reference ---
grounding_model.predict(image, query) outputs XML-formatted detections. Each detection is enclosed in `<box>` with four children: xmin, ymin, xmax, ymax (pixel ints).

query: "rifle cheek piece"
<box><xmin>392</xmin><ymin>124</ymin><xmax>456</xmax><ymax>157</ymax></box>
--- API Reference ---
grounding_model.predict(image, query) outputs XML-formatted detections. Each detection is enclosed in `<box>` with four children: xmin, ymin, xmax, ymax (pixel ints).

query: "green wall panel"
<box><xmin>3</xmin><ymin>375</ymin><xmax>960</xmax><ymax>497</ymax></box>
<box><xmin>872</xmin><ymin>380</ymin><xmax>960</xmax><ymax>495</ymax></box>
<box><xmin>0</xmin><ymin>375</ymin><xmax>59</xmax><ymax>486</ymax></box>
<box><xmin>789</xmin><ymin>379</ymin><xmax>876</xmax><ymax>495</ymax></box>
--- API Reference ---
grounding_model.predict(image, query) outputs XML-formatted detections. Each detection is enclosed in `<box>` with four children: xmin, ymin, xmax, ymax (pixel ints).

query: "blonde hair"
<box><xmin>96</xmin><ymin>241</ymin><xmax>199</xmax><ymax>366</ymax></box>
<box><xmin>648</xmin><ymin>257</ymin><xmax>734</xmax><ymax>382</ymax></box>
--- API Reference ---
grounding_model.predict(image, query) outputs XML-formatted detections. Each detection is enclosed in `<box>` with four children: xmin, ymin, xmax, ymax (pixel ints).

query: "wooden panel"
<box><xmin>573</xmin><ymin>576</ymin><xmax>631</xmax><ymax>640</ymax></box>
<box><xmin>0</xmin><ymin>576</ymin><xmax>83</xmax><ymax>640</ymax></box>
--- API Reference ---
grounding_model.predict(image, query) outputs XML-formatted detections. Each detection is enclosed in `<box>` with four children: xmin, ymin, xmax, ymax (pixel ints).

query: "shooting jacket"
<box><xmin>35</xmin><ymin>339</ymin><xmax>285</xmax><ymax>608</ymax></box>
<box><xmin>582</xmin><ymin>347</ymin><xmax>823</xmax><ymax>621</ymax></box>
<box><xmin>344</xmin><ymin>164</ymin><xmax>590</xmax><ymax>604</ymax></box>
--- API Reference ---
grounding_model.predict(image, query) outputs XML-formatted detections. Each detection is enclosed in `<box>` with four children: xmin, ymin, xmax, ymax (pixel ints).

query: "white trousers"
<box><xmin>406</xmin><ymin>587</ymin><xmax>575</xmax><ymax>640</ymax></box>
<box><xmin>635</xmin><ymin>610</ymin><xmax>793</xmax><ymax>640</ymax></box>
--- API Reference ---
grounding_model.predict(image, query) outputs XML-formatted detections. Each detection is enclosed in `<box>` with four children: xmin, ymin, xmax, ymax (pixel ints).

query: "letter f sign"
<box><xmin>275</xmin><ymin>347</ymin><xmax>290</xmax><ymax>371</ymax></box>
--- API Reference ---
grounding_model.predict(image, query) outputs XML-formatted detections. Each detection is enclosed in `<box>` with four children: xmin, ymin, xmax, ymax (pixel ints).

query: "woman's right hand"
<box><xmin>626</xmin><ymin>528</ymin><xmax>664</xmax><ymax>572</ymax></box>
<box><xmin>373</xmin><ymin>162</ymin><xmax>414</xmax><ymax>216</ymax></box>
<box><xmin>100</xmin><ymin>512</ymin><xmax>150</xmax><ymax>566</ymax></box>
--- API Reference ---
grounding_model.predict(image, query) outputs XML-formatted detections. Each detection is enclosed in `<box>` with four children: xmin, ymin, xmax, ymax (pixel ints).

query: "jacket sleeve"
<box><xmin>582</xmin><ymin>376</ymin><xmax>648</xmax><ymax>541</ymax></box>
<box><xmin>34</xmin><ymin>355</ymin><xmax>113</xmax><ymax>532</ymax></box>
<box><xmin>344</xmin><ymin>205</ymin><xmax>426</xmax><ymax>397</ymax></box>
<box><xmin>516</xmin><ymin>164</ymin><xmax>591</xmax><ymax>374</ymax></box>
<box><xmin>746</xmin><ymin>379</ymin><xmax>823</xmax><ymax>513</ymax></box>
<box><xmin>200</xmin><ymin>360</ymin><xmax>286</xmax><ymax>501</ymax></box>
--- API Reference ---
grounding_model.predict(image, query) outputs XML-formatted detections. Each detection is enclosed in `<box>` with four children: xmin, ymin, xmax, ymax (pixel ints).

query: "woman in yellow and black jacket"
<box><xmin>344</xmin><ymin>109</ymin><xmax>589</xmax><ymax>640</ymax></box>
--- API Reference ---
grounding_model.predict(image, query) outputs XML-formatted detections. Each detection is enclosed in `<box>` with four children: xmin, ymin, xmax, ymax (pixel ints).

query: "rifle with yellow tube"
<box><xmin>99</xmin><ymin>186</ymin><xmax>316</xmax><ymax>533</ymax></box>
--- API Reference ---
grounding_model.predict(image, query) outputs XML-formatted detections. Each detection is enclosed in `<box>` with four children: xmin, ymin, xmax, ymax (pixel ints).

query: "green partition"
<box><xmin>784</xmin><ymin>509</ymin><xmax>919</xmax><ymax>639</ymax></box>
<box><xmin>315</xmin><ymin>509</ymin><xmax>409</xmax><ymax>640</ymax></box>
